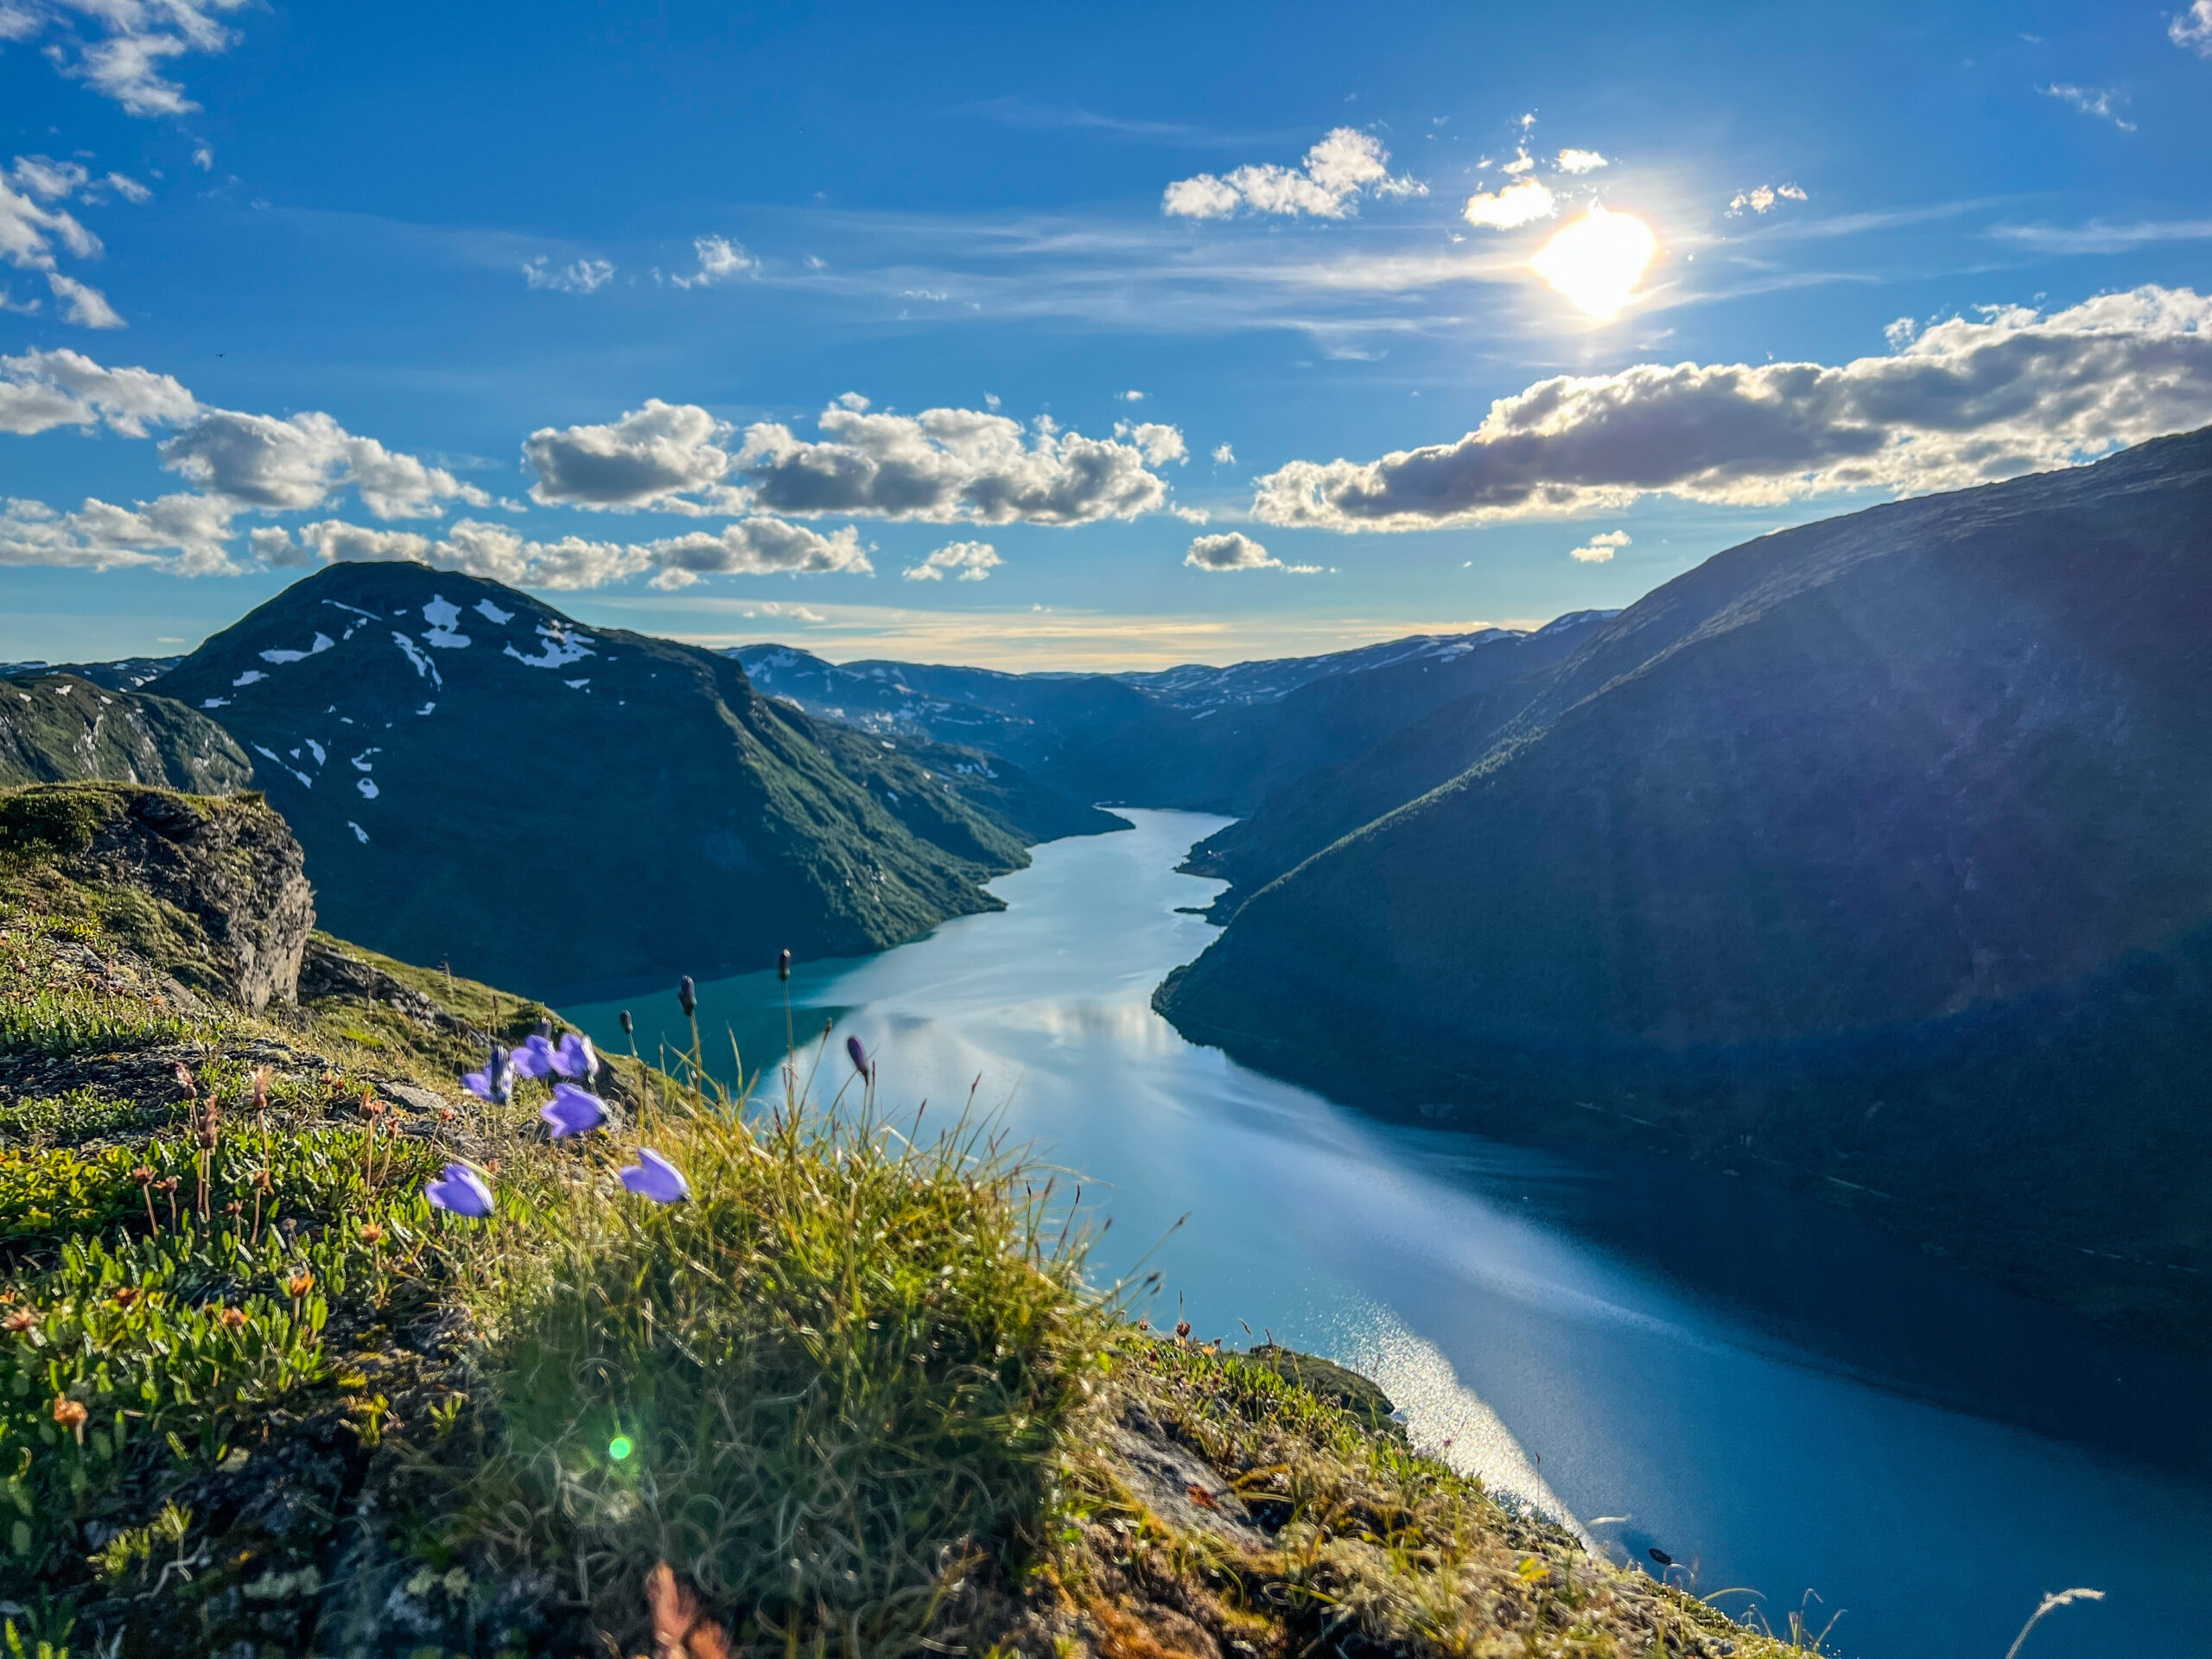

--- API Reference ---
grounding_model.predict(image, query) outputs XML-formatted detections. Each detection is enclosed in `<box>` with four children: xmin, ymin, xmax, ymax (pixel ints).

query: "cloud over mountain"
<box><xmin>0</xmin><ymin>347</ymin><xmax>195</xmax><ymax>435</ymax></box>
<box><xmin>1252</xmin><ymin>286</ymin><xmax>2212</xmax><ymax>530</ymax></box>
<box><xmin>162</xmin><ymin>409</ymin><xmax>489</xmax><ymax>518</ymax></box>
<box><xmin>524</xmin><ymin>399</ymin><xmax>734</xmax><ymax>510</ymax></box>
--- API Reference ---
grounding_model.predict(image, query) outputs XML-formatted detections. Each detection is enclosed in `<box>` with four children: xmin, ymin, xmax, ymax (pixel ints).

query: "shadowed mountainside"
<box><xmin>1161</xmin><ymin>426</ymin><xmax>2212</xmax><ymax>1344</ymax></box>
<box><xmin>0</xmin><ymin>671</ymin><xmax>253</xmax><ymax>796</ymax></box>
<box><xmin>152</xmin><ymin>563</ymin><xmax>1103</xmax><ymax>1000</ymax></box>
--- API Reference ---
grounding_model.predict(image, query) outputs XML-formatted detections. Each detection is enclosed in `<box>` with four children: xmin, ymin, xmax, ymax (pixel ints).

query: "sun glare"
<box><xmin>1530</xmin><ymin>205</ymin><xmax>1659</xmax><ymax>318</ymax></box>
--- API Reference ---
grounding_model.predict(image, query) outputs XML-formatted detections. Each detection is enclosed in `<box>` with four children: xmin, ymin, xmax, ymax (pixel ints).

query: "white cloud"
<box><xmin>671</xmin><ymin>234</ymin><xmax>753</xmax><ymax>289</ymax></box>
<box><xmin>1462</xmin><ymin>178</ymin><xmax>1556</xmax><ymax>230</ymax></box>
<box><xmin>645</xmin><ymin>519</ymin><xmax>873</xmax><ymax>587</ymax></box>
<box><xmin>1</xmin><ymin>489</ymin><xmax>238</xmax><ymax>574</ymax></box>
<box><xmin>105</xmin><ymin>170</ymin><xmax>149</xmax><ymax>203</ymax></box>
<box><xmin>2176</xmin><ymin>0</ymin><xmax>2212</xmax><ymax>54</ymax></box>
<box><xmin>1163</xmin><ymin>128</ymin><xmax>1424</xmax><ymax>220</ymax></box>
<box><xmin>523</xmin><ymin>255</ymin><xmax>615</xmax><ymax>294</ymax></box>
<box><xmin>739</xmin><ymin>401</ymin><xmax>1179</xmax><ymax>525</ymax></box>
<box><xmin>2039</xmin><ymin>83</ymin><xmax>2137</xmax><ymax>130</ymax></box>
<box><xmin>2</xmin><ymin>1</ymin><xmax>247</xmax><ymax>118</ymax></box>
<box><xmin>270</xmin><ymin>513</ymin><xmax>870</xmax><ymax>591</ymax></box>
<box><xmin>1554</xmin><ymin>149</ymin><xmax>1609</xmax><ymax>174</ymax></box>
<box><xmin>1115</xmin><ymin>388</ymin><xmax>1146</xmax><ymax>401</ymax></box>
<box><xmin>2</xmin><ymin>156</ymin><xmax>102</xmax><ymax>273</ymax></box>
<box><xmin>1184</xmin><ymin>531</ymin><xmax>1279</xmax><ymax>571</ymax></box>
<box><xmin>1115</xmin><ymin>420</ymin><xmax>1186</xmax><ymax>465</ymax></box>
<box><xmin>1212</xmin><ymin>442</ymin><xmax>1235</xmax><ymax>465</ymax></box>
<box><xmin>524</xmin><ymin>399</ymin><xmax>734</xmax><ymax>510</ymax></box>
<box><xmin>157</xmin><ymin>409</ymin><xmax>486</xmax><ymax>519</ymax></box>
<box><xmin>902</xmin><ymin>539</ymin><xmax>1001</xmax><ymax>582</ymax></box>
<box><xmin>0</xmin><ymin>346</ymin><xmax>195</xmax><ymax>435</ymax></box>
<box><xmin>47</xmin><ymin>270</ymin><xmax>121</xmax><ymax>327</ymax></box>
<box><xmin>1568</xmin><ymin>530</ymin><xmax>1630</xmax><ymax>563</ymax></box>
<box><xmin>1726</xmin><ymin>183</ymin><xmax>1808</xmax><ymax>216</ymax></box>
<box><xmin>1250</xmin><ymin>285</ymin><xmax>2212</xmax><ymax>530</ymax></box>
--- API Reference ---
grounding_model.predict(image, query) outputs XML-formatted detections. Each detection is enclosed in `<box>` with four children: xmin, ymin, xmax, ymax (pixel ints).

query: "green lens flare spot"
<box><xmin>608</xmin><ymin>1435</ymin><xmax>634</xmax><ymax>1462</ymax></box>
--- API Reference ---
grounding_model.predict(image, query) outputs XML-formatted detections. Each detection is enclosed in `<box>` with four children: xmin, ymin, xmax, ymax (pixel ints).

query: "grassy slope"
<box><xmin>0</xmin><ymin>791</ymin><xmax>1798</xmax><ymax>1659</ymax></box>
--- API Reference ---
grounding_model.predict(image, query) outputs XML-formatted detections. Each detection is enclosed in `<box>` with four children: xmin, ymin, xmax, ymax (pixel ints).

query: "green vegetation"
<box><xmin>0</xmin><ymin>675</ymin><xmax>252</xmax><ymax>798</ymax></box>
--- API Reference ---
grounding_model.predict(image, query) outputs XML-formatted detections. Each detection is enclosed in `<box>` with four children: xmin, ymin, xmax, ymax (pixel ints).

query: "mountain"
<box><xmin>1160</xmin><ymin>427</ymin><xmax>2212</xmax><ymax>1344</ymax></box>
<box><xmin>150</xmin><ymin>563</ymin><xmax>1070</xmax><ymax>999</ymax></box>
<box><xmin>735</xmin><ymin>614</ymin><xmax>1613</xmax><ymax>813</ymax></box>
<box><xmin>0</xmin><ymin>655</ymin><xmax>184</xmax><ymax>690</ymax></box>
<box><xmin>0</xmin><ymin>670</ymin><xmax>252</xmax><ymax>794</ymax></box>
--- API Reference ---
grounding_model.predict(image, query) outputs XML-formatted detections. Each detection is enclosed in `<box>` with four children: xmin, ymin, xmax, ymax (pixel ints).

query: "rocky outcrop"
<box><xmin>0</xmin><ymin>672</ymin><xmax>254</xmax><ymax>795</ymax></box>
<box><xmin>0</xmin><ymin>784</ymin><xmax>314</xmax><ymax>1010</ymax></box>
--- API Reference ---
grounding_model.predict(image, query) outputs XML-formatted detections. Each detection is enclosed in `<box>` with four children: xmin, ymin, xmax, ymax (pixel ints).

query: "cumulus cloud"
<box><xmin>1554</xmin><ymin>148</ymin><xmax>1609</xmax><ymax>174</ymax></box>
<box><xmin>0</xmin><ymin>346</ymin><xmax>195</xmax><ymax>435</ymax></box>
<box><xmin>1185</xmin><ymin>531</ymin><xmax>1281</xmax><ymax>571</ymax></box>
<box><xmin>0</xmin><ymin>490</ymin><xmax>238</xmax><ymax>574</ymax></box>
<box><xmin>1250</xmin><ymin>285</ymin><xmax>2212</xmax><ymax>531</ymax></box>
<box><xmin>671</xmin><ymin>235</ymin><xmax>753</xmax><ymax>288</ymax></box>
<box><xmin>47</xmin><ymin>270</ymin><xmax>121</xmax><ymax>327</ymax></box>
<box><xmin>2177</xmin><ymin>0</ymin><xmax>2212</xmax><ymax>54</ymax></box>
<box><xmin>5</xmin><ymin>0</ymin><xmax>247</xmax><ymax>118</ymax></box>
<box><xmin>1212</xmin><ymin>442</ymin><xmax>1235</xmax><ymax>465</ymax></box>
<box><xmin>159</xmin><ymin>409</ymin><xmax>487</xmax><ymax>518</ymax></box>
<box><xmin>524</xmin><ymin>399</ymin><xmax>734</xmax><ymax>511</ymax></box>
<box><xmin>523</xmin><ymin>255</ymin><xmax>615</xmax><ymax>294</ymax></box>
<box><xmin>902</xmin><ymin>539</ymin><xmax>1000</xmax><ymax>582</ymax></box>
<box><xmin>1462</xmin><ymin>178</ymin><xmax>1556</xmax><ymax>230</ymax></box>
<box><xmin>645</xmin><ymin>519</ymin><xmax>872</xmax><ymax>587</ymax></box>
<box><xmin>2040</xmin><ymin>83</ymin><xmax>2136</xmax><ymax>130</ymax></box>
<box><xmin>261</xmin><ymin>514</ymin><xmax>868</xmax><ymax>591</ymax></box>
<box><xmin>1115</xmin><ymin>420</ymin><xmax>1186</xmax><ymax>465</ymax></box>
<box><xmin>738</xmin><ymin>401</ymin><xmax>1179</xmax><ymax>525</ymax></box>
<box><xmin>1568</xmin><ymin>530</ymin><xmax>1630</xmax><ymax>563</ymax></box>
<box><xmin>1726</xmin><ymin>183</ymin><xmax>1808</xmax><ymax>216</ymax></box>
<box><xmin>1163</xmin><ymin>128</ymin><xmax>1424</xmax><ymax>220</ymax></box>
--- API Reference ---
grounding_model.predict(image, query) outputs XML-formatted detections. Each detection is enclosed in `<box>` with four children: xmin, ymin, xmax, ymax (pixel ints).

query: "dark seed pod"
<box><xmin>620</xmin><ymin>1010</ymin><xmax>634</xmax><ymax>1036</ymax></box>
<box><xmin>677</xmin><ymin>976</ymin><xmax>697</xmax><ymax>1018</ymax></box>
<box><xmin>778</xmin><ymin>949</ymin><xmax>792</xmax><ymax>983</ymax></box>
<box><xmin>846</xmin><ymin>1034</ymin><xmax>870</xmax><ymax>1076</ymax></box>
<box><xmin>1648</xmin><ymin>1548</ymin><xmax>1674</xmax><ymax>1567</ymax></box>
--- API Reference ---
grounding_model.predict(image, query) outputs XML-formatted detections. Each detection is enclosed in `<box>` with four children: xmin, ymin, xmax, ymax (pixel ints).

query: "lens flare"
<box><xmin>1529</xmin><ymin>205</ymin><xmax>1658</xmax><ymax>317</ymax></box>
<box><xmin>608</xmin><ymin>1435</ymin><xmax>634</xmax><ymax>1461</ymax></box>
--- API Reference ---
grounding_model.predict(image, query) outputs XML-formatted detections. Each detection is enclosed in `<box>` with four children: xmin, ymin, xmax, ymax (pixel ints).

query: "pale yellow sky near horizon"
<box><xmin>574</xmin><ymin>596</ymin><xmax>1558</xmax><ymax>671</ymax></box>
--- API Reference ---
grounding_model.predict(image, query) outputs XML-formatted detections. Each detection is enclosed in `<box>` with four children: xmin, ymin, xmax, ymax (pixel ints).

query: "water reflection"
<box><xmin>567</xmin><ymin>810</ymin><xmax>2212</xmax><ymax>1659</ymax></box>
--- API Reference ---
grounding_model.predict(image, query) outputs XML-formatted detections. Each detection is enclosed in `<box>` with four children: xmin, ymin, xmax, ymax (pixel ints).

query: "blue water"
<box><xmin>567</xmin><ymin>810</ymin><xmax>2212</xmax><ymax>1659</ymax></box>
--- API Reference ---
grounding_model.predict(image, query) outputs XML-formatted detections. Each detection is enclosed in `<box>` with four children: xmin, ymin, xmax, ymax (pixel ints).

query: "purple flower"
<box><xmin>540</xmin><ymin>1082</ymin><xmax>607</xmax><ymax>1139</ymax></box>
<box><xmin>846</xmin><ymin>1034</ymin><xmax>872</xmax><ymax>1077</ymax></box>
<box><xmin>424</xmin><ymin>1163</ymin><xmax>494</xmax><ymax>1218</ymax></box>
<box><xmin>677</xmin><ymin>976</ymin><xmax>697</xmax><ymax>1018</ymax></box>
<box><xmin>512</xmin><ymin>1034</ymin><xmax>557</xmax><ymax>1080</ymax></box>
<box><xmin>552</xmin><ymin>1033</ymin><xmax>599</xmax><ymax>1079</ymax></box>
<box><xmin>463</xmin><ymin>1046</ymin><xmax>515</xmax><ymax>1104</ymax></box>
<box><xmin>618</xmin><ymin>1148</ymin><xmax>690</xmax><ymax>1204</ymax></box>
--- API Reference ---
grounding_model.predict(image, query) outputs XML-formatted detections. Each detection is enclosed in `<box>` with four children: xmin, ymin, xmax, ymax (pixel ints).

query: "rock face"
<box><xmin>1160</xmin><ymin>426</ymin><xmax>2212</xmax><ymax>1342</ymax></box>
<box><xmin>0</xmin><ymin>784</ymin><xmax>314</xmax><ymax>1010</ymax></box>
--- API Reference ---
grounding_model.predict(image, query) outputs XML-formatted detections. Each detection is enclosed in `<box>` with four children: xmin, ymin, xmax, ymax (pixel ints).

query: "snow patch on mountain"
<box><xmin>260</xmin><ymin>633</ymin><xmax>335</xmax><ymax>664</ymax></box>
<box><xmin>505</xmin><ymin>626</ymin><xmax>596</xmax><ymax>670</ymax></box>
<box><xmin>422</xmin><ymin>597</ymin><xmax>473</xmax><ymax>648</ymax></box>
<box><xmin>474</xmin><ymin>598</ymin><xmax>514</xmax><ymax>625</ymax></box>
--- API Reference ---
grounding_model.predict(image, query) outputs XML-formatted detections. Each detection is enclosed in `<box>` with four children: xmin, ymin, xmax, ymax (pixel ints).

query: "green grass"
<box><xmin>443</xmin><ymin>1081</ymin><xmax>1109</xmax><ymax>1655</ymax></box>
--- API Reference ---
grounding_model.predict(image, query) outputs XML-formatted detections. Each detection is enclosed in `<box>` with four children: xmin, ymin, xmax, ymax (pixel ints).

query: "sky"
<box><xmin>3</xmin><ymin>0</ymin><xmax>2211</xmax><ymax>671</ymax></box>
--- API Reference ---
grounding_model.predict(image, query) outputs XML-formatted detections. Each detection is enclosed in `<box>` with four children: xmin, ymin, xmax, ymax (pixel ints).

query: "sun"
<box><xmin>1529</xmin><ymin>204</ymin><xmax>1659</xmax><ymax>318</ymax></box>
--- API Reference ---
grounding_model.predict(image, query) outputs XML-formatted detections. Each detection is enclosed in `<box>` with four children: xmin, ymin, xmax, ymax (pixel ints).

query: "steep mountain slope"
<box><xmin>0</xmin><ymin>671</ymin><xmax>253</xmax><ymax>794</ymax></box>
<box><xmin>1160</xmin><ymin>427</ymin><xmax>2212</xmax><ymax>1343</ymax></box>
<box><xmin>738</xmin><ymin>615</ymin><xmax>1612</xmax><ymax>812</ymax></box>
<box><xmin>153</xmin><ymin>563</ymin><xmax>1027</xmax><ymax>998</ymax></box>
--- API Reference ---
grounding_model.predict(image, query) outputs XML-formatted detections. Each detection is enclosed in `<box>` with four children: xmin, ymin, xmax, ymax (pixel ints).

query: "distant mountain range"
<box><xmin>1159</xmin><ymin>426</ymin><xmax>2212</xmax><ymax>1345</ymax></box>
<box><xmin>9</xmin><ymin>564</ymin><xmax>1592</xmax><ymax>1004</ymax></box>
<box><xmin>735</xmin><ymin>613</ymin><xmax>1613</xmax><ymax>812</ymax></box>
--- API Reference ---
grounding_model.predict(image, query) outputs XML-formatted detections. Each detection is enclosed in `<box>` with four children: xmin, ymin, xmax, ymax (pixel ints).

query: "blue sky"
<box><xmin>4</xmin><ymin>0</ymin><xmax>2210</xmax><ymax>668</ymax></box>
